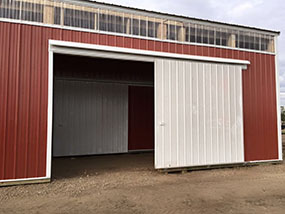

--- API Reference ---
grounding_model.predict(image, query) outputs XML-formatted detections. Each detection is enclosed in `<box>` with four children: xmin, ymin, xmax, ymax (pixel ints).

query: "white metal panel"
<box><xmin>155</xmin><ymin>59</ymin><xmax>244</xmax><ymax>169</ymax></box>
<box><xmin>53</xmin><ymin>80</ymin><xmax>128</xmax><ymax>156</ymax></box>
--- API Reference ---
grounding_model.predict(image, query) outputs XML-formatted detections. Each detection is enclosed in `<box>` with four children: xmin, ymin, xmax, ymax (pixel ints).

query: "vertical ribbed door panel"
<box><xmin>155</xmin><ymin>59</ymin><xmax>244</xmax><ymax>169</ymax></box>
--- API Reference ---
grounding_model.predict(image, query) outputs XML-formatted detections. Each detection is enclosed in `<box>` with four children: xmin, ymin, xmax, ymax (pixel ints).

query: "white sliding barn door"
<box><xmin>155</xmin><ymin>59</ymin><xmax>244</xmax><ymax>169</ymax></box>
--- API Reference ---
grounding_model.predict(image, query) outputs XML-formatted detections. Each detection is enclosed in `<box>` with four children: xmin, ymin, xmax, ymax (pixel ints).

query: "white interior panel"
<box><xmin>53</xmin><ymin>80</ymin><xmax>128</xmax><ymax>156</ymax></box>
<box><xmin>155</xmin><ymin>59</ymin><xmax>244</xmax><ymax>169</ymax></box>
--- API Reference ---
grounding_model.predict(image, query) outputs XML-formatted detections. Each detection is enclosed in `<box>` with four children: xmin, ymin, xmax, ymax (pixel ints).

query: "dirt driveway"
<box><xmin>1</xmin><ymin>139</ymin><xmax>285</xmax><ymax>214</ymax></box>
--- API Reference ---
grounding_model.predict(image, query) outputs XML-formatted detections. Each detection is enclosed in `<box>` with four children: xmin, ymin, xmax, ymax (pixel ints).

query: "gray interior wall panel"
<box><xmin>53</xmin><ymin>80</ymin><xmax>128</xmax><ymax>156</ymax></box>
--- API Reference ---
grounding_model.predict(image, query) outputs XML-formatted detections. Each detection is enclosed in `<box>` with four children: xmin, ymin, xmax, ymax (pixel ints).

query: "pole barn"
<box><xmin>0</xmin><ymin>0</ymin><xmax>281</xmax><ymax>186</ymax></box>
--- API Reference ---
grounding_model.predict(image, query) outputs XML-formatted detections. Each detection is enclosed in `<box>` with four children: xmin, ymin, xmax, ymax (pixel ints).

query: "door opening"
<box><xmin>51</xmin><ymin>53</ymin><xmax>154</xmax><ymax>179</ymax></box>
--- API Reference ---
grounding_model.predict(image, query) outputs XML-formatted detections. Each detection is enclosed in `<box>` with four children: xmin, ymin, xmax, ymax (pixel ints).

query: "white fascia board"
<box><xmin>49</xmin><ymin>40</ymin><xmax>250</xmax><ymax>68</ymax></box>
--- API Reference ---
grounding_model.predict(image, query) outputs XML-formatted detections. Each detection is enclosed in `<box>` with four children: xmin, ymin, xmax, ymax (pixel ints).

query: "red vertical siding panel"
<box><xmin>253</xmin><ymin>52</ymin><xmax>261</xmax><ymax>160</ymax></box>
<box><xmin>116</xmin><ymin>36</ymin><xmax>124</xmax><ymax>47</ymax></box>
<box><xmin>26</xmin><ymin>26</ymin><xmax>42</xmax><ymax>177</ymax></box>
<box><xmin>258</xmin><ymin>53</ymin><xmax>266</xmax><ymax>158</ymax></box>
<box><xmin>189</xmin><ymin>44</ymin><xmax>196</xmax><ymax>55</ymax></box>
<box><xmin>261</xmin><ymin>53</ymin><xmax>269</xmax><ymax>158</ymax></box>
<box><xmin>154</xmin><ymin>41</ymin><xmax>162</xmax><ymax>52</ymax></box>
<box><xmin>21</xmin><ymin>25</ymin><xmax>33</xmax><ymax>178</ymax></box>
<box><xmin>0</xmin><ymin>23</ymin><xmax>10</xmax><ymax>179</ymax></box>
<box><xmin>90</xmin><ymin>32</ymin><xmax>99</xmax><ymax>45</ymax></box>
<box><xmin>242</xmin><ymin>51</ymin><xmax>278</xmax><ymax>161</ymax></box>
<box><xmin>99</xmin><ymin>34</ymin><xmax>107</xmax><ymax>45</ymax></box>
<box><xmin>253</xmin><ymin>53</ymin><xmax>262</xmax><ymax>159</ymax></box>
<box><xmin>243</xmin><ymin>51</ymin><xmax>255</xmax><ymax>160</ymax></box>
<box><xmin>81</xmin><ymin>32</ymin><xmax>91</xmax><ymax>44</ymax></box>
<box><xmin>140</xmin><ymin>39</ymin><xmax>147</xmax><ymax>50</ymax></box>
<box><xmin>268</xmin><ymin>55</ymin><xmax>278</xmax><ymax>158</ymax></box>
<box><xmin>162</xmin><ymin>42</ymin><xmax>169</xmax><ymax>52</ymax></box>
<box><xmin>209</xmin><ymin>47</ymin><xmax>215</xmax><ymax>57</ymax></box>
<box><xmin>182</xmin><ymin>44</ymin><xmax>190</xmax><ymax>55</ymax></box>
<box><xmin>242</xmin><ymin>59</ymin><xmax>250</xmax><ymax>160</ymax></box>
<box><xmin>51</xmin><ymin>28</ymin><xmax>62</xmax><ymax>41</ymax></box>
<box><xmin>148</xmin><ymin>40</ymin><xmax>155</xmax><ymax>51</ymax></box>
<box><xmin>4</xmin><ymin>24</ymin><xmax>20</xmax><ymax>179</ymax></box>
<box><xmin>203</xmin><ymin>46</ymin><xmax>210</xmax><ymax>57</ymax></box>
<box><xmin>196</xmin><ymin>46</ymin><xmax>203</xmax><ymax>56</ymax></box>
<box><xmin>228</xmin><ymin>49</ymin><xmax>233</xmax><ymax>59</ymax></box>
<box><xmin>177</xmin><ymin>44</ymin><xmax>183</xmax><ymax>54</ymax></box>
<box><xmin>262</xmin><ymin>53</ymin><xmax>274</xmax><ymax>159</ymax></box>
<box><xmin>132</xmin><ymin>38</ymin><xmax>140</xmax><ymax>49</ymax></box>
<box><xmin>221</xmin><ymin>48</ymin><xmax>228</xmax><ymax>58</ymax></box>
<box><xmin>124</xmin><ymin>37</ymin><xmax>132</xmax><ymax>48</ymax></box>
<box><xmin>72</xmin><ymin>31</ymin><xmax>82</xmax><ymax>43</ymax></box>
<box><xmin>232</xmin><ymin>49</ymin><xmax>240</xmax><ymax>59</ymax></box>
<box><xmin>13</xmin><ymin>24</ymin><xmax>21</xmax><ymax>179</ymax></box>
<box><xmin>216</xmin><ymin>46</ymin><xmax>222</xmax><ymax>57</ymax></box>
<box><xmin>62</xmin><ymin>30</ymin><xmax>72</xmax><ymax>42</ymax></box>
<box><xmin>169</xmin><ymin>43</ymin><xmax>176</xmax><ymax>53</ymax></box>
<box><xmin>107</xmin><ymin>34</ymin><xmax>116</xmax><ymax>46</ymax></box>
<box><xmin>15</xmin><ymin>25</ymin><xmax>31</xmax><ymax>178</ymax></box>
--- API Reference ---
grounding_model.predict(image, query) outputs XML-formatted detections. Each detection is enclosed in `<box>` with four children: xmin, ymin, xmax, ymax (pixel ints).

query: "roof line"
<box><xmin>74</xmin><ymin>0</ymin><xmax>280</xmax><ymax>35</ymax></box>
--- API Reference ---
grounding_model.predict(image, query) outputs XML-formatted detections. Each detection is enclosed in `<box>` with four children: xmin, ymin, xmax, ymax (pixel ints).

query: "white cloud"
<box><xmin>230</xmin><ymin>2</ymin><xmax>254</xmax><ymax>17</ymax></box>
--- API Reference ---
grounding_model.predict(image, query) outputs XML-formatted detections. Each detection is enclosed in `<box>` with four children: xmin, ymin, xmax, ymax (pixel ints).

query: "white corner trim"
<box><xmin>46</xmin><ymin>50</ymin><xmax>54</xmax><ymax>178</ymax></box>
<box><xmin>49</xmin><ymin>40</ymin><xmax>250</xmax><ymax>67</ymax></box>
<box><xmin>275</xmin><ymin>37</ymin><xmax>282</xmax><ymax>161</ymax></box>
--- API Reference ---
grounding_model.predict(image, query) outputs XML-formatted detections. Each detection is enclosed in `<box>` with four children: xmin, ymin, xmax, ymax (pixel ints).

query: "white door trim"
<box><xmin>49</xmin><ymin>40</ymin><xmax>250</xmax><ymax>66</ymax></box>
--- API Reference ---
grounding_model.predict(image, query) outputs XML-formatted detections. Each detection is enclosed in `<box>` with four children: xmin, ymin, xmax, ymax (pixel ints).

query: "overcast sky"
<box><xmin>95</xmin><ymin>0</ymin><xmax>285</xmax><ymax>105</ymax></box>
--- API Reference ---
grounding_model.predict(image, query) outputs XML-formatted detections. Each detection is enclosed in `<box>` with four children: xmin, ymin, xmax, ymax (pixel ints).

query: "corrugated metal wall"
<box><xmin>53</xmin><ymin>80</ymin><xmax>128</xmax><ymax>156</ymax></box>
<box><xmin>0</xmin><ymin>22</ymin><xmax>279</xmax><ymax>180</ymax></box>
<box><xmin>155</xmin><ymin>59</ymin><xmax>244</xmax><ymax>168</ymax></box>
<box><xmin>0</xmin><ymin>23</ymin><xmax>48</xmax><ymax>180</ymax></box>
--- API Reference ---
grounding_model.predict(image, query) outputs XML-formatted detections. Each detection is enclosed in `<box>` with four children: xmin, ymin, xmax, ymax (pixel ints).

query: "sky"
<box><xmin>94</xmin><ymin>0</ymin><xmax>285</xmax><ymax>105</ymax></box>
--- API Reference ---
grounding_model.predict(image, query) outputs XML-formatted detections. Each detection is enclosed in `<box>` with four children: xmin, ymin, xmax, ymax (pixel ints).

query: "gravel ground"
<box><xmin>1</xmin><ymin>138</ymin><xmax>285</xmax><ymax>214</ymax></box>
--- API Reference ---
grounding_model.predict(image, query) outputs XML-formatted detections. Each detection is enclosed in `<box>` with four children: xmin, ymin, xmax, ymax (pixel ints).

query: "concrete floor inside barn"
<box><xmin>1</xmin><ymin>137</ymin><xmax>285</xmax><ymax>214</ymax></box>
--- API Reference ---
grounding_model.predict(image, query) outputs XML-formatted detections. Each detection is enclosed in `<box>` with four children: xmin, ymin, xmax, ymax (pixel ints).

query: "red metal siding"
<box><xmin>0</xmin><ymin>22</ymin><xmax>279</xmax><ymax>180</ymax></box>
<box><xmin>128</xmin><ymin>86</ymin><xmax>154</xmax><ymax>151</ymax></box>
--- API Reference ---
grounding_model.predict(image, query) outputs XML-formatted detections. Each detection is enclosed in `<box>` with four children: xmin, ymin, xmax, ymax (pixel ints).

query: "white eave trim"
<box><xmin>49</xmin><ymin>40</ymin><xmax>250</xmax><ymax>68</ymax></box>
